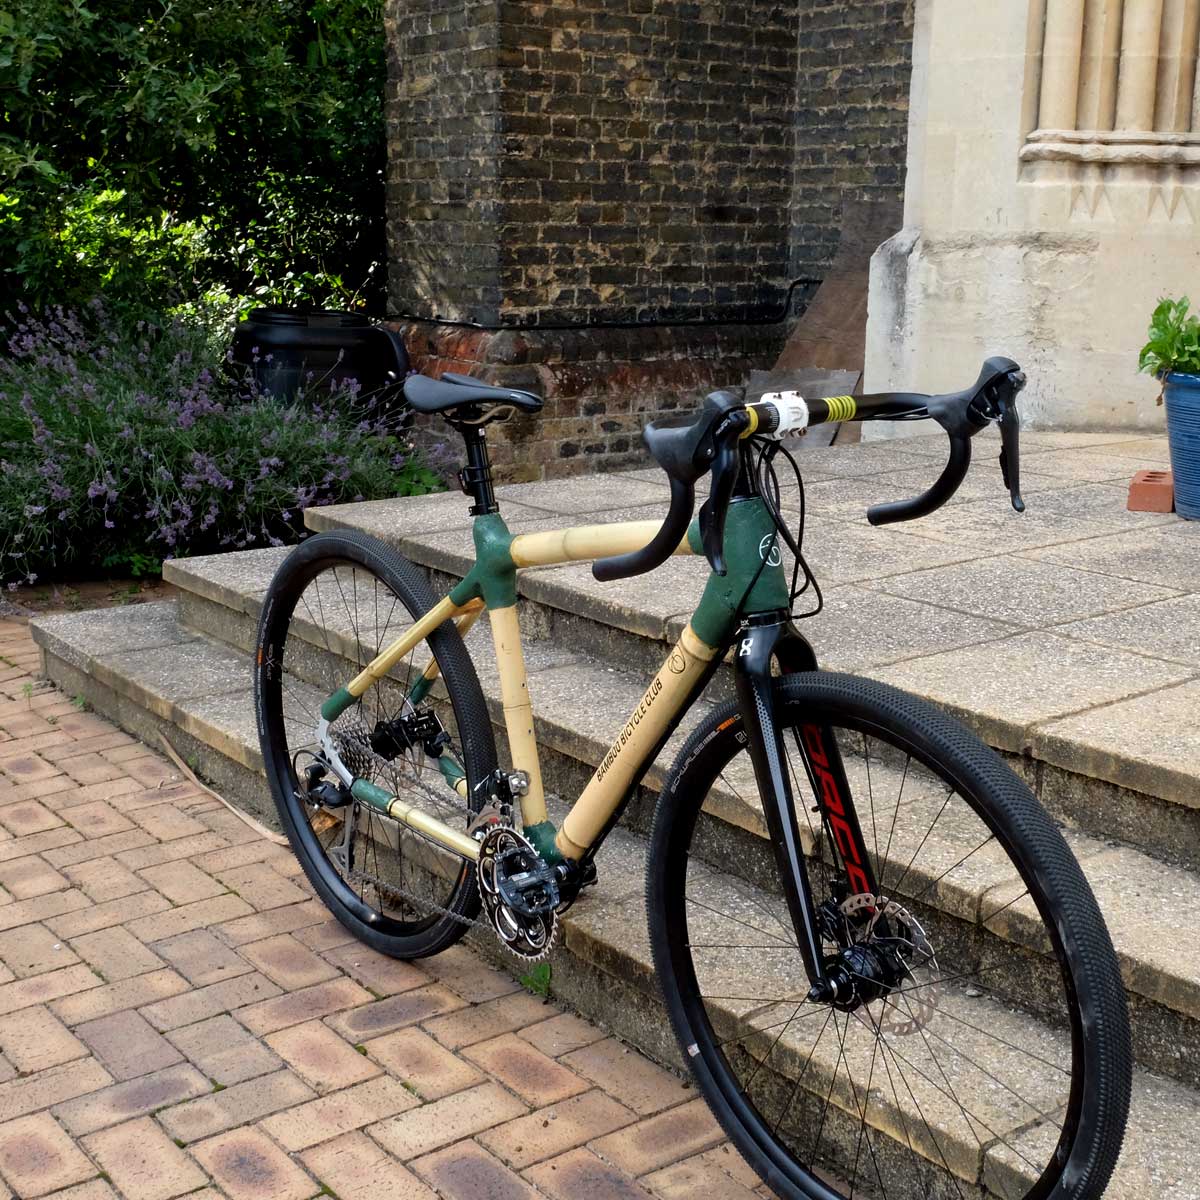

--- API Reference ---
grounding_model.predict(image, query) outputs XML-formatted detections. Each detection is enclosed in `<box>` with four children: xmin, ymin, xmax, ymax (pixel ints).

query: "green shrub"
<box><xmin>0</xmin><ymin>303</ymin><xmax>443</xmax><ymax>585</ymax></box>
<box><xmin>1</xmin><ymin>0</ymin><xmax>386</xmax><ymax>313</ymax></box>
<box><xmin>1140</xmin><ymin>296</ymin><xmax>1200</xmax><ymax>381</ymax></box>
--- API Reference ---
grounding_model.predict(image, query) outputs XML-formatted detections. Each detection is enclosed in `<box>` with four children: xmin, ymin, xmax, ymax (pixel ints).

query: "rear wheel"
<box><xmin>648</xmin><ymin>671</ymin><xmax>1130</xmax><ymax>1200</ymax></box>
<box><xmin>254</xmin><ymin>531</ymin><xmax>497</xmax><ymax>959</ymax></box>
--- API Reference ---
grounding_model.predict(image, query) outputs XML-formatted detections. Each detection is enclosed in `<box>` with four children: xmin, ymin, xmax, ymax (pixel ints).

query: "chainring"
<box><xmin>840</xmin><ymin>892</ymin><xmax>940</xmax><ymax>1035</ymax></box>
<box><xmin>477</xmin><ymin>825</ymin><xmax>559</xmax><ymax>962</ymax></box>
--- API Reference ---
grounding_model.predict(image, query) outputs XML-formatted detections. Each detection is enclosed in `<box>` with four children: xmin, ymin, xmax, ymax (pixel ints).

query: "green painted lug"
<box><xmin>690</xmin><ymin>498</ymin><xmax>791</xmax><ymax>647</ymax></box>
<box><xmin>408</xmin><ymin>675</ymin><xmax>433</xmax><ymax>706</ymax></box>
<box><xmin>523</xmin><ymin>819</ymin><xmax>563</xmax><ymax>865</ymax></box>
<box><xmin>351</xmin><ymin>778</ymin><xmax>393</xmax><ymax>811</ymax></box>
<box><xmin>321</xmin><ymin>687</ymin><xmax>355</xmax><ymax>722</ymax></box>
<box><xmin>449</xmin><ymin>513</ymin><xmax>518</xmax><ymax>609</ymax></box>
<box><xmin>438</xmin><ymin>754</ymin><xmax>466</xmax><ymax>789</ymax></box>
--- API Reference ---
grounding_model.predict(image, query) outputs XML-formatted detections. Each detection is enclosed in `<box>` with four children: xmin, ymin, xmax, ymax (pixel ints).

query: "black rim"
<box><xmin>257</xmin><ymin>551</ymin><xmax>479</xmax><ymax>938</ymax></box>
<box><xmin>658</xmin><ymin>707</ymin><xmax>1087</xmax><ymax>1200</ymax></box>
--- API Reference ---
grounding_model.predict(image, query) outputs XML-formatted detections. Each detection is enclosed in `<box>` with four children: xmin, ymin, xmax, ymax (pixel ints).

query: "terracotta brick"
<box><xmin>0</xmin><ymin>965</ymin><xmax>101</xmax><ymax>1018</ymax></box>
<box><xmin>195</xmin><ymin>809</ymin><xmax>261</xmax><ymax>846</ymax></box>
<box><xmin>45</xmin><ymin>1180</ymin><xmax>118</xmax><ymax>1200</ymax></box>
<box><xmin>166</xmin><ymin>1015</ymin><xmax>283</xmax><ymax>1086</ymax></box>
<box><xmin>643</xmin><ymin>1150</ymin><xmax>763</xmax><ymax>1199</ymax></box>
<box><xmin>326</xmin><ymin>984</ymin><xmax>466</xmax><ymax>1042</ymax></box>
<box><xmin>189</xmin><ymin>841</ymin><xmax>291</xmax><ymax>875</ymax></box>
<box><xmin>0</xmin><ymin>890</ymin><xmax>89</xmax><ymax>934</ymax></box>
<box><xmin>0</xmin><ymin>923</ymin><xmax>80</xmax><ymax>978</ymax></box>
<box><xmin>67</xmin><ymin>926</ymin><xmax>164</xmax><ymax>982</ymax></box>
<box><xmin>422</xmin><ymin>990</ymin><xmax>552</xmax><ymax>1051</ymax></box>
<box><xmin>477</xmin><ymin>1090</ymin><xmax>636</xmax><ymax>1170</ymax></box>
<box><xmin>519</xmin><ymin>1013</ymin><xmax>605</xmax><ymax>1059</ymax></box>
<box><xmin>53</xmin><ymin>1064</ymin><xmax>211</xmax><ymax>1137</ymax></box>
<box><xmin>259</xmin><ymin>1075</ymin><xmax>420</xmax><ymax>1153</ymax></box>
<box><xmin>127</xmin><ymin>804</ymin><xmax>206</xmax><ymax>842</ymax></box>
<box><xmin>523</xmin><ymin>1147</ymin><xmax>654</xmax><ymax>1200</ymax></box>
<box><xmin>561</xmin><ymin>1038</ymin><xmax>691</xmax><ymax>1116</ymax></box>
<box><xmin>368</xmin><ymin>1083</ymin><xmax>527</xmax><ymax>1161</ymax></box>
<box><xmin>114</xmin><ymin>832</ymin><xmax>227</xmax><ymax>871</ymax></box>
<box><xmin>0</xmin><ymin>802</ymin><xmax>61</xmax><ymax>837</ymax></box>
<box><xmin>0</xmin><ymin>827</ymin><xmax>79</xmax><ymax>865</ymax></box>
<box><xmin>52</xmin><ymin>968</ymin><xmax>190</xmax><ymax>1026</ymax></box>
<box><xmin>62</xmin><ymin>758</ymin><xmax>126</xmax><ymax>787</ymax></box>
<box><xmin>0</xmin><ymin>754</ymin><xmax>61</xmax><ymax>785</ymax></box>
<box><xmin>465</xmin><ymin>1034</ymin><xmax>588</xmax><ymax>1108</ymax></box>
<box><xmin>0</xmin><ymin>856</ymin><xmax>68</xmax><ymax>900</ymax></box>
<box><xmin>191</xmin><ymin>1128</ymin><xmax>319</xmax><ymax>1200</ymax></box>
<box><xmin>413</xmin><ymin>943</ymin><xmax>521</xmax><ymax>1003</ymax></box>
<box><xmin>213</xmin><ymin>863</ymin><xmax>307</xmax><ymax>912</ymax></box>
<box><xmin>60</xmin><ymin>803</ymin><xmax>135</xmax><ymax>840</ymax></box>
<box><xmin>139</xmin><ymin>971</ymin><xmax>282</xmax><ymax>1033</ymax></box>
<box><xmin>125</xmin><ymin>893</ymin><xmax>253</xmax><ymax>943</ymax></box>
<box><xmin>588</xmin><ymin>1100</ymin><xmax>724</xmax><ymax>1176</ymax></box>
<box><xmin>152</xmin><ymin>929</ymin><xmax>252</xmax><ymax>987</ymax></box>
<box><xmin>56</xmin><ymin>778</ymin><xmax>143</xmax><ymax>809</ymax></box>
<box><xmin>320</xmin><ymin>943</ymin><xmax>427</xmax><ymax>998</ymax></box>
<box><xmin>240</xmin><ymin>934</ymin><xmax>340</xmax><ymax>991</ymax></box>
<box><xmin>236</xmin><ymin>978</ymin><xmax>371</xmax><ymax>1037</ymax></box>
<box><xmin>0</xmin><ymin>1112</ymin><xmax>95</xmax><ymax>1197</ymax></box>
<box><xmin>83</xmin><ymin>1117</ymin><xmax>207</xmax><ymax>1200</ymax></box>
<box><xmin>265</xmin><ymin>1021</ymin><xmax>381</xmax><ymax>1093</ymax></box>
<box><xmin>45</xmin><ymin>830</ymin><xmax>155</xmax><ymax>869</ymax></box>
<box><xmin>76</xmin><ymin>1010</ymin><xmax>183</xmax><ymax>1081</ymax></box>
<box><xmin>1127</xmin><ymin>468</ymin><xmax>1175</xmax><ymax>513</ymax></box>
<box><xmin>0</xmin><ymin>1058</ymin><xmax>113</xmax><ymax>1124</ymax></box>
<box><xmin>412</xmin><ymin>1139</ymin><xmax>541</xmax><ymax>1200</ymax></box>
<box><xmin>0</xmin><ymin>1005</ymin><xmax>87</xmax><ymax>1074</ymax></box>
<box><xmin>47</xmin><ymin>890</ymin><xmax>172</xmax><ymax>939</ymax></box>
<box><xmin>157</xmin><ymin>1070</ymin><xmax>316</xmax><ymax>1143</ymax></box>
<box><xmin>363</xmin><ymin>1027</ymin><xmax>484</xmax><ymax>1101</ymax></box>
<box><xmin>136</xmin><ymin>861</ymin><xmax>226</xmax><ymax>905</ymax></box>
<box><xmin>41</xmin><ymin>731</ymin><xmax>134</xmax><ymax>765</ymax></box>
<box><xmin>291</xmin><ymin>919</ymin><xmax>356</xmax><ymax>953</ymax></box>
<box><xmin>301</xmin><ymin>1131</ymin><xmax>435</xmax><ymax>1200</ymax></box>
<box><xmin>60</xmin><ymin>858</ymin><xmax>147</xmax><ymax>903</ymax></box>
<box><xmin>216</xmin><ymin>900</ymin><xmax>329</xmax><ymax>948</ymax></box>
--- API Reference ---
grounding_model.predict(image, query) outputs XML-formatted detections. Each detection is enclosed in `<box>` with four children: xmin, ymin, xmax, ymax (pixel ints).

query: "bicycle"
<box><xmin>254</xmin><ymin>358</ymin><xmax>1132</xmax><ymax>1200</ymax></box>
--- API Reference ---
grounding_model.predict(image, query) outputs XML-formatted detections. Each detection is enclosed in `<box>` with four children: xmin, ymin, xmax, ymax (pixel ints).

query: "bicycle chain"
<box><xmin>321</xmin><ymin>727</ymin><xmax>561</xmax><ymax>960</ymax></box>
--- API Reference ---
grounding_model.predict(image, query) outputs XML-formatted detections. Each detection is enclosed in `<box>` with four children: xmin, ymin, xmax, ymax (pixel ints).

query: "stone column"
<box><xmin>1040</xmin><ymin>0</ymin><xmax>1088</xmax><ymax>127</ymax></box>
<box><xmin>1154</xmin><ymin>0</ymin><xmax>1200</xmax><ymax>129</ymax></box>
<box><xmin>1077</xmin><ymin>0</ymin><xmax>1125</xmax><ymax>130</ymax></box>
<box><xmin>1115</xmin><ymin>0</ymin><xmax>1166</xmax><ymax>128</ymax></box>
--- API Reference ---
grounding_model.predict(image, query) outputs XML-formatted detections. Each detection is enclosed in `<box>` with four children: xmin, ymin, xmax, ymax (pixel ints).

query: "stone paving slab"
<box><xmin>306</xmin><ymin>437</ymin><xmax>1200</xmax><ymax>827</ymax></box>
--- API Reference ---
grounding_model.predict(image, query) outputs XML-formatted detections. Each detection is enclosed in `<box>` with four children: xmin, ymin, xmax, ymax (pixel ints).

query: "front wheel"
<box><xmin>648</xmin><ymin>671</ymin><xmax>1130</xmax><ymax>1200</ymax></box>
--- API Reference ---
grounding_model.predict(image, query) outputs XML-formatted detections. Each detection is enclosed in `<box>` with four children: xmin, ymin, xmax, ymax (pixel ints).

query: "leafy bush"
<box><xmin>1</xmin><ymin>0</ymin><xmax>386</xmax><ymax>314</ymax></box>
<box><xmin>1139</xmin><ymin>297</ymin><xmax>1200</xmax><ymax>384</ymax></box>
<box><xmin>0</xmin><ymin>304</ymin><xmax>443</xmax><ymax>585</ymax></box>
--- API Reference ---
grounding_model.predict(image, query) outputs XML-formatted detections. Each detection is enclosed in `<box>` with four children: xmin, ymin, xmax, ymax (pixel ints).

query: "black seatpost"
<box><xmin>458</xmin><ymin>424</ymin><xmax>499</xmax><ymax>516</ymax></box>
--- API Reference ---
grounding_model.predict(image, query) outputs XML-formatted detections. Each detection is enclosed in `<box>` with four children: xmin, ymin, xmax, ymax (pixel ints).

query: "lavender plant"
<box><xmin>0</xmin><ymin>303</ymin><xmax>444</xmax><ymax>585</ymax></box>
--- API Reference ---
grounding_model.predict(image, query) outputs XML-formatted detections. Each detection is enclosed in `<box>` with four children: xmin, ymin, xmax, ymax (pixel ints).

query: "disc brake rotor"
<box><xmin>840</xmin><ymin>892</ymin><xmax>941</xmax><ymax>1035</ymax></box>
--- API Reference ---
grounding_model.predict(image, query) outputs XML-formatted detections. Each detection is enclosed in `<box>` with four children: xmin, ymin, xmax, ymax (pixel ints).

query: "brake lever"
<box><xmin>996</xmin><ymin>393</ymin><xmax>1025</xmax><ymax>513</ymax></box>
<box><xmin>698</xmin><ymin>431</ymin><xmax>740</xmax><ymax>576</ymax></box>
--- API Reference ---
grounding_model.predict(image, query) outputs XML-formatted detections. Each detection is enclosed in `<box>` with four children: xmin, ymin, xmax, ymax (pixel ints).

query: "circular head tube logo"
<box><xmin>759</xmin><ymin>534</ymin><xmax>783</xmax><ymax>568</ymax></box>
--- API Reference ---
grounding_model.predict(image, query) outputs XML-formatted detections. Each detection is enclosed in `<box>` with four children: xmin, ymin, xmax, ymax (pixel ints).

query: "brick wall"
<box><xmin>789</xmin><ymin>0</ymin><xmax>915</xmax><ymax>280</ymax></box>
<box><xmin>399</xmin><ymin>321</ymin><xmax>782</xmax><ymax>480</ymax></box>
<box><xmin>385</xmin><ymin>0</ymin><xmax>503</xmax><ymax>324</ymax></box>
<box><xmin>386</xmin><ymin>0</ymin><xmax>801</xmax><ymax>325</ymax></box>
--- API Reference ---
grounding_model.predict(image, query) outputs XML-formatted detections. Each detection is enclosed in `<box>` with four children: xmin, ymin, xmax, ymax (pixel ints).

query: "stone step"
<box><xmin>29</xmin><ymin>598</ymin><xmax>1200</xmax><ymax>1098</ymax></box>
<box><xmin>28</xmin><ymin>600</ymin><xmax>1200</xmax><ymax>1199</ymax></box>
<box><xmin>295</xmin><ymin>463</ymin><xmax>1200</xmax><ymax>877</ymax></box>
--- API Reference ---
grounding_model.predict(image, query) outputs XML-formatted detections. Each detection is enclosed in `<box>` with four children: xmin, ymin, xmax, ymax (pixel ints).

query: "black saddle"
<box><xmin>403</xmin><ymin>372</ymin><xmax>543</xmax><ymax>420</ymax></box>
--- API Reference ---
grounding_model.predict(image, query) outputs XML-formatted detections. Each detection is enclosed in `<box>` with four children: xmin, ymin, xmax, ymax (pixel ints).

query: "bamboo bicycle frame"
<box><xmin>320</xmin><ymin>497</ymin><xmax>791</xmax><ymax>867</ymax></box>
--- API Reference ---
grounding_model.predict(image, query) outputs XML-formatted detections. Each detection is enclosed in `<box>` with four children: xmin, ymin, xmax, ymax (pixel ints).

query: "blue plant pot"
<box><xmin>1164</xmin><ymin>372</ymin><xmax>1200</xmax><ymax>520</ymax></box>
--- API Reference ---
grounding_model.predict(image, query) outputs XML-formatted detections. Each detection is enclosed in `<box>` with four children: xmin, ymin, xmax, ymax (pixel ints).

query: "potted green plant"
<box><xmin>1139</xmin><ymin>297</ymin><xmax>1200</xmax><ymax>520</ymax></box>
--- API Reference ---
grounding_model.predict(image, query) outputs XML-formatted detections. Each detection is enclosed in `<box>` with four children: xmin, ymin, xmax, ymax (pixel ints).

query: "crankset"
<box><xmin>477</xmin><ymin>825</ymin><xmax>560</xmax><ymax>961</ymax></box>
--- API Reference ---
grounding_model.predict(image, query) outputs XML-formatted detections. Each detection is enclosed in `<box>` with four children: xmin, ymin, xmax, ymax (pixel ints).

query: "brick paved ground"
<box><xmin>0</xmin><ymin>618</ymin><xmax>770</xmax><ymax>1200</ymax></box>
